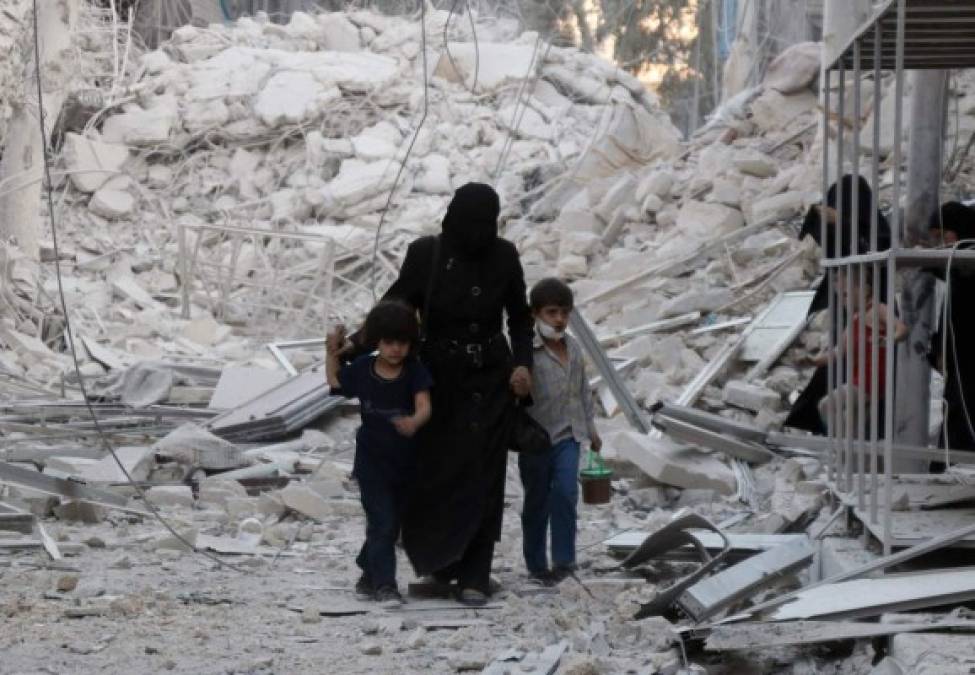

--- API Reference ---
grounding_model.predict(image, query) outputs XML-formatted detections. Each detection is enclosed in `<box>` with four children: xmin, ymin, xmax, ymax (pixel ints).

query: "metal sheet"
<box><xmin>705</xmin><ymin>619</ymin><xmax>975</xmax><ymax>651</ymax></box>
<box><xmin>769</xmin><ymin>568</ymin><xmax>975</xmax><ymax>621</ymax></box>
<box><xmin>0</xmin><ymin>461</ymin><xmax>147</xmax><ymax>514</ymax></box>
<box><xmin>740</xmin><ymin>291</ymin><xmax>815</xmax><ymax>363</ymax></box>
<box><xmin>569</xmin><ymin>310</ymin><xmax>650</xmax><ymax>433</ymax></box>
<box><xmin>679</xmin><ymin>539</ymin><xmax>814</xmax><ymax>622</ymax></box>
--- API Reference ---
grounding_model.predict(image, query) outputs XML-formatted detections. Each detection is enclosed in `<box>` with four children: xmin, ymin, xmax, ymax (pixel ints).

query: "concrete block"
<box><xmin>614</xmin><ymin>431</ymin><xmax>736</xmax><ymax>495</ymax></box>
<box><xmin>224</xmin><ymin>496</ymin><xmax>260</xmax><ymax>520</ymax></box>
<box><xmin>559</xmin><ymin>210</ymin><xmax>603</xmax><ymax>234</ymax></box>
<box><xmin>146</xmin><ymin>486</ymin><xmax>194</xmax><ymax>509</ymax></box>
<box><xmin>198</xmin><ymin>479</ymin><xmax>248</xmax><ymax>506</ymax></box>
<box><xmin>62</xmin><ymin>133</ymin><xmax>129</xmax><ymax>193</ymax></box>
<box><xmin>675</xmin><ymin>200</ymin><xmax>744</xmax><ymax>240</ymax></box>
<box><xmin>89</xmin><ymin>187</ymin><xmax>136</xmax><ymax>219</ymax></box>
<box><xmin>734</xmin><ymin>151</ymin><xmax>778</xmax><ymax>178</ymax></box>
<box><xmin>280</xmin><ymin>484</ymin><xmax>332</xmax><ymax>521</ymax></box>
<box><xmin>723</xmin><ymin>380</ymin><xmax>781</xmax><ymax>413</ymax></box>
<box><xmin>54</xmin><ymin>501</ymin><xmax>105</xmax><ymax>524</ymax></box>
<box><xmin>660</xmin><ymin>289</ymin><xmax>734</xmax><ymax>318</ymax></box>
<box><xmin>748</xmin><ymin>191</ymin><xmax>805</xmax><ymax>224</ymax></box>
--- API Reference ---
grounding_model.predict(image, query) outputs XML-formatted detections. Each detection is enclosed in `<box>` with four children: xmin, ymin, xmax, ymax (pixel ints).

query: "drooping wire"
<box><xmin>443</xmin><ymin>0</ymin><xmax>480</xmax><ymax>95</ymax></box>
<box><xmin>30</xmin><ymin>0</ymin><xmax>242</xmax><ymax>572</ymax></box>
<box><xmin>369</xmin><ymin>0</ymin><xmax>430</xmax><ymax>301</ymax></box>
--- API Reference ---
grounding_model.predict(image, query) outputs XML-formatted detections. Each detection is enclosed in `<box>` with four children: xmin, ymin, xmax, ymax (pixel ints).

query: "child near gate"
<box><xmin>813</xmin><ymin>268</ymin><xmax>907</xmax><ymax>439</ymax></box>
<box><xmin>325</xmin><ymin>301</ymin><xmax>433</xmax><ymax>607</ymax></box>
<box><xmin>519</xmin><ymin>278</ymin><xmax>601</xmax><ymax>585</ymax></box>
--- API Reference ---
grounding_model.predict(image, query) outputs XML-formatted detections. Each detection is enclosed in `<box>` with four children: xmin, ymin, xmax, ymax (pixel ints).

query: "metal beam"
<box><xmin>0</xmin><ymin>461</ymin><xmax>147</xmax><ymax>514</ymax></box>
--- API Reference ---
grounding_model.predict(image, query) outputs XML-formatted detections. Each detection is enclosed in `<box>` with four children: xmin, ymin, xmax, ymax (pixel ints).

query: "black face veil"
<box><xmin>441</xmin><ymin>183</ymin><xmax>500</xmax><ymax>258</ymax></box>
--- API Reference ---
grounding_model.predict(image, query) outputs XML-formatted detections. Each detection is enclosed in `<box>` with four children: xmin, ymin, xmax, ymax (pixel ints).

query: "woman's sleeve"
<box><xmin>382</xmin><ymin>239</ymin><xmax>428</xmax><ymax>310</ymax></box>
<box><xmin>503</xmin><ymin>244</ymin><xmax>534</xmax><ymax>369</ymax></box>
<box><xmin>343</xmin><ymin>239</ymin><xmax>429</xmax><ymax>362</ymax></box>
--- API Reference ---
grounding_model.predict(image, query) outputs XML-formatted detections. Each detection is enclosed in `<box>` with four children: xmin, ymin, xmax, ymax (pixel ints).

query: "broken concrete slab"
<box><xmin>154</xmin><ymin>424</ymin><xmax>244</xmax><ymax>471</ymax></box>
<box><xmin>614</xmin><ymin>431</ymin><xmax>736</xmax><ymax>495</ymax></box>
<box><xmin>62</xmin><ymin>133</ymin><xmax>129</xmax><ymax>193</ymax></box>
<box><xmin>146</xmin><ymin>486</ymin><xmax>194</xmax><ymax>508</ymax></box>
<box><xmin>208</xmin><ymin>366</ymin><xmax>289</xmax><ymax>410</ymax></box>
<box><xmin>280</xmin><ymin>484</ymin><xmax>333</xmax><ymax>521</ymax></box>
<box><xmin>722</xmin><ymin>380</ymin><xmax>781</xmax><ymax>413</ymax></box>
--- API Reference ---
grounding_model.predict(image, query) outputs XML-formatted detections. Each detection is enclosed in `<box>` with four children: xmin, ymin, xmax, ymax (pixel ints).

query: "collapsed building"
<box><xmin>2</xmin><ymin>1</ymin><xmax>975</xmax><ymax>673</ymax></box>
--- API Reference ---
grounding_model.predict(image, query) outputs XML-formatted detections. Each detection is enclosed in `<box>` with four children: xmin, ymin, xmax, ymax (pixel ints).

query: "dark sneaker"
<box><xmin>550</xmin><ymin>565</ymin><xmax>576</xmax><ymax>583</ymax></box>
<box><xmin>456</xmin><ymin>588</ymin><xmax>488</xmax><ymax>607</ymax></box>
<box><xmin>374</xmin><ymin>585</ymin><xmax>404</xmax><ymax>608</ymax></box>
<box><xmin>528</xmin><ymin>569</ymin><xmax>555</xmax><ymax>586</ymax></box>
<box><xmin>355</xmin><ymin>574</ymin><xmax>374</xmax><ymax>598</ymax></box>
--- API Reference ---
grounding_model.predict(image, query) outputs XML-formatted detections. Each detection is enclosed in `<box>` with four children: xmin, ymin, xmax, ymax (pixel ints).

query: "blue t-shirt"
<box><xmin>333</xmin><ymin>354</ymin><xmax>433</xmax><ymax>482</ymax></box>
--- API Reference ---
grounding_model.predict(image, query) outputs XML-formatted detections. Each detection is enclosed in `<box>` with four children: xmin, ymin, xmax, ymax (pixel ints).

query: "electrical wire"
<box><xmin>369</xmin><ymin>0</ymin><xmax>430</xmax><ymax>301</ymax></box>
<box><xmin>443</xmin><ymin>0</ymin><xmax>480</xmax><ymax>95</ymax></box>
<box><xmin>30</xmin><ymin>0</ymin><xmax>242</xmax><ymax>572</ymax></box>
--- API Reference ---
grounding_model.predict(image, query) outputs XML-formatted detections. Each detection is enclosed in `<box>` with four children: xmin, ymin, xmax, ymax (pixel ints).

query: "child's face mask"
<box><xmin>536</xmin><ymin>319</ymin><xmax>565</xmax><ymax>341</ymax></box>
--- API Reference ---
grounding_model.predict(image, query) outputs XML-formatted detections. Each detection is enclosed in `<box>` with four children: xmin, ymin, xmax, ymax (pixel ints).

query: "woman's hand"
<box><xmin>509</xmin><ymin>366</ymin><xmax>532</xmax><ymax>398</ymax></box>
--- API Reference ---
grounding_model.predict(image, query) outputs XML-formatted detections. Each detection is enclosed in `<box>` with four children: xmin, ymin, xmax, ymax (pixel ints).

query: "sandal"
<box><xmin>456</xmin><ymin>588</ymin><xmax>488</xmax><ymax>607</ymax></box>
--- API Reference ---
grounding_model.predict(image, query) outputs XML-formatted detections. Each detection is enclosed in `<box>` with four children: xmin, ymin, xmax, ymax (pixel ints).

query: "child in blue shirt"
<box><xmin>326</xmin><ymin>301</ymin><xmax>433</xmax><ymax>606</ymax></box>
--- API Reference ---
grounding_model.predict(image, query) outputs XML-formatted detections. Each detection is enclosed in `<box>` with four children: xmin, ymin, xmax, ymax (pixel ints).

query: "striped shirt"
<box><xmin>527</xmin><ymin>330</ymin><xmax>597</xmax><ymax>446</ymax></box>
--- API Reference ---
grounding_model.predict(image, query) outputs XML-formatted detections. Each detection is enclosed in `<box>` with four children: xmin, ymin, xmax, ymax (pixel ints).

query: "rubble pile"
<box><xmin>4</xmin><ymin>5</ymin><xmax>975</xmax><ymax>674</ymax></box>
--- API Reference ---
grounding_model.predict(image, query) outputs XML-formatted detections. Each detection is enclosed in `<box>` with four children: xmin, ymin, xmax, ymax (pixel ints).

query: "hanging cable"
<box><xmin>30</xmin><ymin>0</ymin><xmax>242</xmax><ymax>572</ymax></box>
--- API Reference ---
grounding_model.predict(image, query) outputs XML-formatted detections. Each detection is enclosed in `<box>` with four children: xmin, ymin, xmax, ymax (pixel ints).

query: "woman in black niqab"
<box><xmin>785</xmin><ymin>175</ymin><xmax>891</xmax><ymax>434</ymax></box>
<box><xmin>347</xmin><ymin>183</ymin><xmax>534</xmax><ymax>604</ymax></box>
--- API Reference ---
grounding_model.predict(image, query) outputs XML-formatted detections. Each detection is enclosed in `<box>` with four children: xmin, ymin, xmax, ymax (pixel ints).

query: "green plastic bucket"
<box><xmin>580</xmin><ymin>451</ymin><xmax>613</xmax><ymax>504</ymax></box>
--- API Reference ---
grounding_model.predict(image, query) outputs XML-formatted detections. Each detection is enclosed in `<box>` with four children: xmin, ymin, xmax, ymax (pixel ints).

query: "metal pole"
<box><xmin>178</xmin><ymin>224</ymin><xmax>190</xmax><ymax>319</ymax></box>
<box><xmin>869</xmin><ymin>21</ymin><xmax>882</xmax><ymax>526</ymax></box>
<box><xmin>852</xmin><ymin>40</ymin><xmax>866</xmax><ymax>512</ymax></box>
<box><xmin>884</xmin><ymin>0</ymin><xmax>907</xmax><ymax>557</ymax></box>
<box><xmin>822</xmin><ymin>66</ymin><xmax>834</xmax><ymax>486</ymax></box>
<box><xmin>836</xmin><ymin>57</ymin><xmax>847</xmax><ymax>493</ymax></box>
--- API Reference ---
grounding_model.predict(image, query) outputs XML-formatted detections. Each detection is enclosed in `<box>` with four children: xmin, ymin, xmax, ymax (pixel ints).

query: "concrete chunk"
<box><xmin>62</xmin><ymin>133</ymin><xmax>129</xmax><ymax>193</ymax></box>
<box><xmin>280</xmin><ymin>484</ymin><xmax>332</xmax><ymax>521</ymax></box>
<box><xmin>614</xmin><ymin>431</ymin><xmax>736</xmax><ymax>495</ymax></box>
<box><xmin>723</xmin><ymin>380</ymin><xmax>781</xmax><ymax>413</ymax></box>
<box><xmin>146</xmin><ymin>486</ymin><xmax>194</xmax><ymax>508</ymax></box>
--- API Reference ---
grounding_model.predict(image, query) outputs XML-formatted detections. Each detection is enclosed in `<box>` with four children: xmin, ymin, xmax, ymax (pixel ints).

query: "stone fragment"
<box><xmin>89</xmin><ymin>187</ymin><xmax>135</xmax><ymax>219</ymax></box>
<box><xmin>254</xmin><ymin>71</ymin><xmax>341</xmax><ymax>127</ymax></box>
<box><xmin>675</xmin><ymin>200</ymin><xmax>744</xmax><ymax>239</ymax></box>
<box><xmin>54</xmin><ymin>502</ymin><xmax>105</xmax><ymax>524</ymax></box>
<box><xmin>763</xmin><ymin>42</ymin><xmax>821</xmax><ymax>94</ymax></box>
<box><xmin>198</xmin><ymin>479</ymin><xmax>248</xmax><ymax>507</ymax></box>
<box><xmin>101</xmin><ymin>95</ymin><xmax>178</xmax><ymax>145</ymax></box>
<box><xmin>749</xmin><ymin>89</ymin><xmax>818</xmax><ymax>133</ymax></box>
<box><xmin>749</xmin><ymin>191</ymin><xmax>805</xmax><ymax>224</ymax></box>
<box><xmin>280</xmin><ymin>484</ymin><xmax>331</xmax><ymax>521</ymax></box>
<box><xmin>56</xmin><ymin>574</ymin><xmax>80</xmax><ymax>592</ymax></box>
<box><xmin>614</xmin><ymin>432</ymin><xmax>736</xmax><ymax>495</ymax></box>
<box><xmin>434</xmin><ymin>42</ymin><xmax>538</xmax><ymax>91</ymax></box>
<box><xmin>154</xmin><ymin>524</ymin><xmax>198</xmax><ymax>551</ymax></box>
<box><xmin>301</xmin><ymin>606</ymin><xmax>322</xmax><ymax>624</ymax></box>
<box><xmin>723</xmin><ymin>380</ymin><xmax>781</xmax><ymax>412</ymax></box>
<box><xmin>318</xmin><ymin>13</ymin><xmax>361</xmax><ymax>51</ymax></box>
<box><xmin>734</xmin><ymin>152</ymin><xmax>778</xmax><ymax>178</ymax></box>
<box><xmin>154</xmin><ymin>425</ymin><xmax>243</xmax><ymax>471</ymax></box>
<box><xmin>359</xmin><ymin>640</ymin><xmax>382</xmax><ymax>656</ymax></box>
<box><xmin>405</xmin><ymin>627</ymin><xmax>427</xmax><ymax>649</ymax></box>
<box><xmin>147</xmin><ymin>486</ymin><xmax>194</xmax><ymax>509</ymax></box>
<box><xmin>660</xmin><ymin>289</ymin><xmax>733</xmax><ymax>318</ymax></box>
<box><xmin>62</xmin><ymin>133</ymin><xmax>129</xmax><ymax>193</ymax></box>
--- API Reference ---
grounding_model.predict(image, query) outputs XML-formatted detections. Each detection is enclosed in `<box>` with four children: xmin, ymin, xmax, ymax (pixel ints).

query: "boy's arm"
<box><xmin>325</xmin><ymin>325</ymin><xmax>349</xmax><ymax>390</ymax></box>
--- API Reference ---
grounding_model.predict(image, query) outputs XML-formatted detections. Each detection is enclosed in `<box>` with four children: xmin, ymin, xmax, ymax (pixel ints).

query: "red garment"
<box><xmin>850</xmin><ymin>313</ymin><xmax>887</xmax><ymax>396</ymax></box>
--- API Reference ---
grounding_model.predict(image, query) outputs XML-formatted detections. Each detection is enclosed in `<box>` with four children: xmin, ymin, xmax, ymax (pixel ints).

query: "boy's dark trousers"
<box><xmin>356</xmin><ymin>477</ymin><xmax>410</xmax><ymax>589</ymax></box>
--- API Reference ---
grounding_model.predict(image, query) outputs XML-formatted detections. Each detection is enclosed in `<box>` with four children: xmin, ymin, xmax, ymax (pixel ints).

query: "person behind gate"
<box><xmin>519</xmin><ymin>278</ymin><xmax>601</xmax><ymax>584</ymax></box>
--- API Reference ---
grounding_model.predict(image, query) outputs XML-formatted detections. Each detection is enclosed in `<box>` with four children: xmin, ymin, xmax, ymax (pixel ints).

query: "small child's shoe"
<box><xmin>355</xmin><ymin>573</ymin><xmax>374</xmax><ymax>599</ymax></box>
<box><xmin>375</xmin><ymin>585</ymin><xmax>404</xmax><ymax>608</ymax></box>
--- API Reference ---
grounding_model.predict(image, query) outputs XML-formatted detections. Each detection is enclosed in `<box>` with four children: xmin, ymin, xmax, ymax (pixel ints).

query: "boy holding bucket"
<box><xmin>519</xmin><ymin>278</ymin><xmax>602</xmax><ymax>584</ymax></box>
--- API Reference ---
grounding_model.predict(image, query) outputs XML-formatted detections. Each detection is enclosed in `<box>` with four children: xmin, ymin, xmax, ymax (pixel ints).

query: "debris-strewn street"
<box><xmin>4</xmin><ymin>1</ymin><xmax>975</xmax><ymax>673</ymax></box>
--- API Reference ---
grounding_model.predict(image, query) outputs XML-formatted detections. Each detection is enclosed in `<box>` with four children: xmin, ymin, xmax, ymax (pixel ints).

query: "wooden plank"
<box><xmin>706</xmin><ymin>619</ymin><xmax>975</xmax><ymax>651</ymax></box>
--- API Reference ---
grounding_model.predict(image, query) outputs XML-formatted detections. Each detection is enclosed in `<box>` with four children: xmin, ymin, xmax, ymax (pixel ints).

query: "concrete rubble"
<box><xmin>2</xmin><ymin>3</ymin><xmax>975</xmax><ymax>674</ymax></box>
